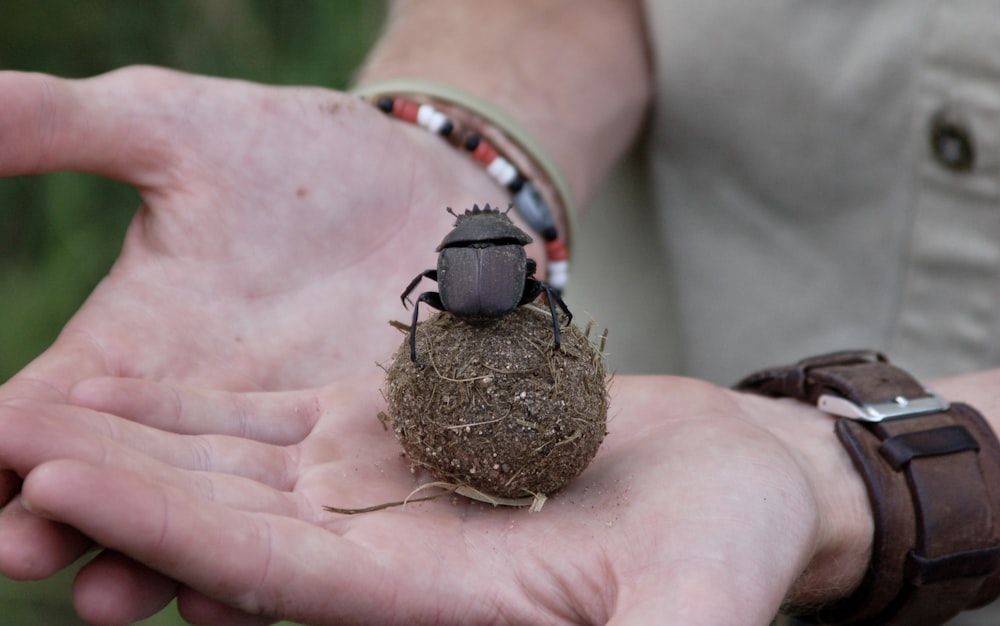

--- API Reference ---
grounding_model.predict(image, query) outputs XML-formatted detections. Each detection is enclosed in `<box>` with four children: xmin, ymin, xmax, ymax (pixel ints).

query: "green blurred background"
<box><xmin>0</xmin><ymin>2</ymin><xmax>385</xmax><ymax>623</ymax></box>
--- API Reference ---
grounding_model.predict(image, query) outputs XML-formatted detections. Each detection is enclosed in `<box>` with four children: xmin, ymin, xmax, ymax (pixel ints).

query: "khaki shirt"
<box><xmin>637</xmin><ymin>2</ymin><xmax>1000</xmax><ymax>624</ymax></box>
<box><xmin>643</xmin><ymin>0</ymin><xmax>1000</xmax><ymax>386</ymax></box>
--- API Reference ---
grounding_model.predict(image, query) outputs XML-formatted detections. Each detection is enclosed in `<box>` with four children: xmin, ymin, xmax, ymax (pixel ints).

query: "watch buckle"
<box><xmin>818</xmin><ymin>391</ymin><xmax>950</xmax><ymax>422</ymax></box>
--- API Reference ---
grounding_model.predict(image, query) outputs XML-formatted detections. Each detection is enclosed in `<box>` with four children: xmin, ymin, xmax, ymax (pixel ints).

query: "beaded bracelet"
<box><xmin>352</xmin><ymin>83</ymin><xmax>571</xmax><ymax>291</ymax></box>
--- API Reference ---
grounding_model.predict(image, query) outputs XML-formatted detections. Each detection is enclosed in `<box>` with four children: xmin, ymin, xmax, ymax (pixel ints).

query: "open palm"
<box><xmin>0</xmin><ymin>66</ymin><xmax>512</xmax><ymax>615</ymax></box>
<box><xmin>0</xmin><ymin>373</ymin><xmax>834</xmax><ymax>625</ymax></box>
<box><xmin>0</xmin><ymin>66</ymin><xmax>506</xmax><ymax>397</ymax></box>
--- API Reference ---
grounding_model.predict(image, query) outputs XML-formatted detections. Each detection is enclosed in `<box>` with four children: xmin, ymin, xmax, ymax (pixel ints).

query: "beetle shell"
<box><xmin>437</xmin><ymin>207</ymin><xmax>532</xmax><ymax>251</ymax></box>
<box><xmin>438</xmin><ymin>244</ymin><xmax>528</xmax><ymax>320</ymax></box>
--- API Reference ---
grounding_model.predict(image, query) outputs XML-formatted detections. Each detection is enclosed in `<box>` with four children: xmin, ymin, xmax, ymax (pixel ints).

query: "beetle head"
<box><xmin>437</xmin><ymin>204</ymin><xmax>533</xmax><ymax>251</ymax></box>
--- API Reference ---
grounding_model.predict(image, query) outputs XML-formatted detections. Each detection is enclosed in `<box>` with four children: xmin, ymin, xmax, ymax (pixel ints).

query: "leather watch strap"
<box><xmin>736</xmin><ymin>350</ymin><xmax>1000</xmax><ymax>625</ymax></box>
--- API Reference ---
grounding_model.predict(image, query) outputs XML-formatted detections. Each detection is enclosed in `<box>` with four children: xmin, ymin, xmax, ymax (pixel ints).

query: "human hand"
<box><xmin>1</xmin><ymin>373</ymin><xmax>872</xmax><ymax>625</ymax></box>
<box><xmin>0</xmin><ymin>66</ymin><xmax>507</xmax><ymax>596</ymax></box>
<box><xmin>0</xmin><ymin>65</ymin><xmax>510</xmax><ymax>397</ymax></box>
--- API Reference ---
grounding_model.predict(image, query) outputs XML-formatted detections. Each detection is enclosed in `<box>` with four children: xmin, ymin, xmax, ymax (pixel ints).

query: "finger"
<box><xmin>21</xmin><ymin>460</ymin><xmax>471</xmax><ymax>624</ymax></box>
<box><xmin>0</xmin><ymin>400</ymin><xmax>298</xmax><ymax>490</ymax></box>
<box><xmin>0</xmin><ymin>67</ymin><xmax>177</xmax><ymax>185</ymax></box>
<box><xmin>0</xmin><ymin>334</ymin><xmax>109</xmax><ymax>405</ymax></box>
<box><xmin>0</xmin><ymin>340</ymin><xmax>111</xmax><ymax>576</ymax></box>
<box><xmin>73</xmin><ymin>550</ymin><xmax>179</xmax><ymax>626</ymax></box>
<box><xmin>0</xmin><ymin>333</ymin><xmax>112</xmax><ymax>514</ymax></box>
<box><xmin>63</xmin><ymin>377</ymin><xmax>412</xmax><ymax>513</ymax></box>
<box><xmin>176</xmin><ymin>588</ymin><xmax>274</xmax><ymax>626</ymax></box>
<box><xmin>0</xmin><ymin>404</ymin><xmax>303</xmax><ymax>518</ymax></box>
<box><xmin>0</xmin><ymin>404</ymin><xmax>304</xmax><ymax>582</ymax></box>
<box><xmin>0</xmin><ymin>470</ymin><xmax>20</xmax><ymax>504</ymax></box>
<box><xmin>70</xmin><ymin>377</ymin><xmax>322</xmax><ymax>445</ymax></box>
<box><xmin>0</xmin><ymin>377</ymin><xmax>397</xmax><ymax>590</ymax></box>
<box><xmin>0</xmin><ymin>496</ymin><xmax>92</xmax><ymax>580</ymax></box>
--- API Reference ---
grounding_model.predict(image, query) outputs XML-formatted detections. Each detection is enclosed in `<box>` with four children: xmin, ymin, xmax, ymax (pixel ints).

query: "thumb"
<box><xmin>0</xmin><ymin>66</ymin><xmax>182</xmax><ymax>187</ymax></box>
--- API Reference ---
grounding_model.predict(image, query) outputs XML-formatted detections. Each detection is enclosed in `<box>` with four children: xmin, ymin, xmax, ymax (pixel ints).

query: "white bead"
<box><xmin>547</xmin><ymin>260</ymin><xmax>569</xmax><ymax>290</ymax></box>
<box><xmin>428</xmin><ymin>111</ymin><xmax>449</xmax><ymax>134</ymax></box>
<box><xmin>487</xmin><ymin>156</ymin><xmax>518</xmax><ymax>186</ymax></box>
<box><xmin>416</xmin><ymin>104</ymin><xmax>437</xmax><ymax>128</ymax></box>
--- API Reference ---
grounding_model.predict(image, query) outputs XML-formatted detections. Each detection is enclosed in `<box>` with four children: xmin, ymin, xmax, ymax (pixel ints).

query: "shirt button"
<box><xmin>929</xmin><ymin>108</ymin><xmax>975</xmax><ymax>172</ymax></box>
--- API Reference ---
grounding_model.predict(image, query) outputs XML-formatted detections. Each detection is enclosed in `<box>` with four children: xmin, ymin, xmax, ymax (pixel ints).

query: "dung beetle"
<box><xmin>401</xmin><ymin>204</ymin><xmax>572</xmax><ymax>362</ymax></box>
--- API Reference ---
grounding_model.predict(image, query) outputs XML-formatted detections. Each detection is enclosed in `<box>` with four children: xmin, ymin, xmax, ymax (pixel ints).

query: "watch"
<box><xmin>736</xmin><ymin>350</ymin><xmax>1000</xmax><ymax>625</ymax></box>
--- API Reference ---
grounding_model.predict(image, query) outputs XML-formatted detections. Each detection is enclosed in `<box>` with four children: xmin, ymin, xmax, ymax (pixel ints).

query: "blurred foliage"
<box><xmin>0</xmin><ymin>1</ymin><xmax>386</xmax><ymax>623</ymax></box>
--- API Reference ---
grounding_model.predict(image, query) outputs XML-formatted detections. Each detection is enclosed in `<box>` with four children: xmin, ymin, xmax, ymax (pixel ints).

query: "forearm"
<box><xmin>931</xmin><ymin>368</ymin><xmax>1000</xmax><ymax>422</ymax></box>
<box><xmin>355</xmin><ymin>0</ymin><xmax>653</xmax><ymax>208</ymax></box>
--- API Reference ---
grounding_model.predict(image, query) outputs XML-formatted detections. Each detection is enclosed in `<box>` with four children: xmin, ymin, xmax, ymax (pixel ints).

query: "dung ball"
<box><xmin>384</xmin><ymin>306</ymin><xmax>609</xmax><ymax>499</ymax></box>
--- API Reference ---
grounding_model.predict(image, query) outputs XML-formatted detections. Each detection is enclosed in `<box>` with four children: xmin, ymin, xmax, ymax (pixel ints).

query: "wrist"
<box><xmin>738</xmin><ymin>351</ymin><xmax>1000</xmax><ymax>624</ymax></box>
<box><xmin>352</xmin><ymin>87</ymin><xmax>572</xmax><ymax>290</ymax></box>
<box><xmin>354</xmin><ymin>0</ymin><xmax>652</xmax><ymax>208</ymax></box>
<box><xmin>740</xmin><ymin>393</ymin><xmax>874</xmax><ymax>608</ymax></box>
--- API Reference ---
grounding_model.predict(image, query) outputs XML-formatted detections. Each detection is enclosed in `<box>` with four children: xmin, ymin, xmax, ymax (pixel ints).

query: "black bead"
<box><xmin>506</xmin><ymin>175</ymin><xmax>525</xmax><ymax>193</ymax></box>
<box><xmin>464</xmin><ymin>132</ymin><xmax>480</xmax><ymax>151</ymax></box>
<box><xmin>438</xmin><ymin>120</ymin><xmax>454</xmax><ymax>137</ymax></box>
<box><xmin>542</xmin><ymin>227</ymin><xmax>558</xmax><ymax>242</ymax></box>
<box><xmin>376</xmin><ymin>97</ymin><xmax>394</xmax><ymax>113</ymax></box>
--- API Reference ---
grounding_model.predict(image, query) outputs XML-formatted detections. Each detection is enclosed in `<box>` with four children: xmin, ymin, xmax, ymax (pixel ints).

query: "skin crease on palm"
<box><xmin>0</xmin><ymin>63</ymin><xmax>872</xmax><ymax>625</ymax></box>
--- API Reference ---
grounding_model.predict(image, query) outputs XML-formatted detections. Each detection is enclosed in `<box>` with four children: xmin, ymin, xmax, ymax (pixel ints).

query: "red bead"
<box><xmin>545</xmin><ymin>239</ymin><xmax>569</xmax><ymax>262</ymax></box>
<box><xmin>471</xmin><ymin>140</ymin><xmax>499</xmax><ymax>165</ymax></box>
<box><xmin>392</xmin><ymin>98</ymin><xmax>420</xmax><ymax>123</ymax></box>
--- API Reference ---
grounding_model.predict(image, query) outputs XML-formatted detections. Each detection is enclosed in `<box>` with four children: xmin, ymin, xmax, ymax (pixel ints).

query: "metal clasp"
<box><xmin>817</xmin><ymin>391</ymin><xmax>950</xmax><ymax>422</ymax></box>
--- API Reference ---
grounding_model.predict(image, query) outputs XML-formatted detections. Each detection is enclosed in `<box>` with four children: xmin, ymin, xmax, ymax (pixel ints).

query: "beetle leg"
<box><xmin>524</xmin><ymin>278</ymin><xmax>573</xmax><ymax>352</ymax></box>
<box><xmin>547</xmin><ymin>284</ymin><xmax>573</xmax><ymax>327</ymax></box>
<box><xmin>518</xmin><ymin>275</ymin><xmax>543</xmax><ymax>306</ymax></box>
<box><xmin>539</xmin><ymin>283</ymin><xmax>563</xmax><ymax>352</ymax></box>
<box><xmin>410</xmin><ymin>291</ymin><xmax>446</xmax><ymax>363</ymax></box>
<box><xmin>401</xmin><ymin>269</ymin><xmax>438</xmax><ymax>308</ymax></box>
<box><xmin>520</xmin><ymin>277</ymin><xmax>572</xmax><ymax>324</ymax></box>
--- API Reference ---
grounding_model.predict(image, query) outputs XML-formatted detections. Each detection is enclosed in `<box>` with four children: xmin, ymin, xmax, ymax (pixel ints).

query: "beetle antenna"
<box><xmin>447</xmin><ymin>207</ymin><xmax>458</xmax><ymax>218</ymax></box>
